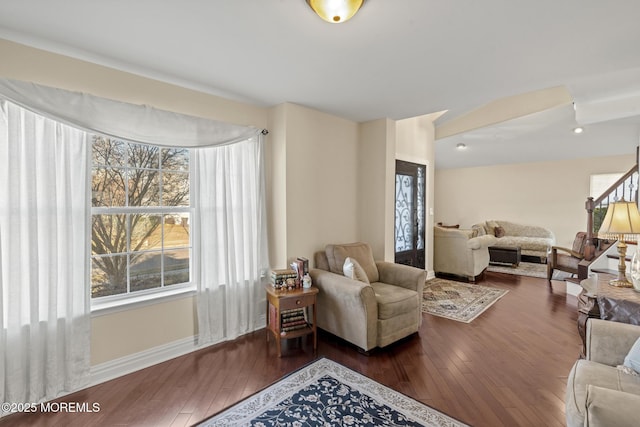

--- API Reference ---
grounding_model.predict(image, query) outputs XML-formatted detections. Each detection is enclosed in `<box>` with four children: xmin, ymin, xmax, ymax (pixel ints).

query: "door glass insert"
<box><xmin>395</xmin><ymin>174</ymin><xmax>414</xmax><ymax>252</ymax></box>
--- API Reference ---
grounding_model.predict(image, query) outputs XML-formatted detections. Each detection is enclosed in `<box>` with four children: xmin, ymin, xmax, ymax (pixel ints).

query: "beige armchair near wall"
<box><xmin>433</xmin><ymin>226</ymin><xmax>497</xmax><ymax>282</ymax></box>
<box><xmin>309</xmin><ymin>242</ymin><xmax>425</xmax><ymax>353</ymax></box>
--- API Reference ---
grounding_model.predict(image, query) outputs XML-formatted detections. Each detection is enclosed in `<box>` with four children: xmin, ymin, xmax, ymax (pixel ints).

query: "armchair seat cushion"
<box><xmin>371</xmin><ymin>282</ymin><xmax>419</xmax><ymax>320</ymax></box>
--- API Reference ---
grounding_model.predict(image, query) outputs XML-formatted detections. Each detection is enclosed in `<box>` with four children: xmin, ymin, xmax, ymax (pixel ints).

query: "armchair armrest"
<box><xmin>551</xmin><ymin>245</ymin><xmax>583</xmax><ymax>259</ymax></box>
<box><xmin>376</xmin><ymin>261</ymin><xmax>426</xmax><ymax>293</ymax></box>
<box><xmin>309</xmin><ymin>268</ymin><xmax>378</xmax><ymax>351</ymax></box>
<box><xmin>586</xmin><ymin>319</ymin><xmax>640</xmax><ymax>366</ymax></box>
<box><xmin>467</xmin><ymin>234</ymin><xmax>497</xmax><ymax>250</ymax></box>
<box><xmin>585</xmin><ymin>385</ymin><xmax>640</xmax><ymax>427</ymax></box>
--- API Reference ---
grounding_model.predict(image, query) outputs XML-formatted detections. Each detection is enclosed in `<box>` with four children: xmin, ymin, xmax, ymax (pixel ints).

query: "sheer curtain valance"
<box><xmin>0</xmin><ymin>78</ymin><xmax>261</xmax><ymax>147</ymax></box>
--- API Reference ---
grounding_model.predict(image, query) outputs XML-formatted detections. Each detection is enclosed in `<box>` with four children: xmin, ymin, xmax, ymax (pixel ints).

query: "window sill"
<box><xmin>91</xmin><ymin>285</ymin><xmax>197</xmax><ymax>317</ymax></box>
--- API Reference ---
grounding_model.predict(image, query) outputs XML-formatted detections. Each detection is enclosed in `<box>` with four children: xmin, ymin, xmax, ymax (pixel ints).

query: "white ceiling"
<box><xmin>1</xmin><ymin>0</ymin><xmax>639</xmax><ymax>169</ymax></box>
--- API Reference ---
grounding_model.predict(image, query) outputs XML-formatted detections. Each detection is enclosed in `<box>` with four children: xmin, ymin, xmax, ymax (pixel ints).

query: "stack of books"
<box><xmin>270</xmin><ymin>269</ymin><xmax>297</xmax><ymax>290</ymax></box>
<box><xmin>280</xmin><ymin>308</ymin><xmax>308</xmax><ymax>334</ymax></box>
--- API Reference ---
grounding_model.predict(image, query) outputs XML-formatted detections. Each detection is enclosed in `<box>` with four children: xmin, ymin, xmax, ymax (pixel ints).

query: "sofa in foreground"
<box><xmin>310</xmin><ymin>242</ymin><xmax>425</xmax><ymax>353</ymax></box>
<box><xmin>472</xmin><ymin>219</ymin><xmax>555</xmax><ymax>262</ymax></box>
<box><xmin>566</xmin><ymin>319</ymin><xmax>640</xmax><ymax>427</ymax></box>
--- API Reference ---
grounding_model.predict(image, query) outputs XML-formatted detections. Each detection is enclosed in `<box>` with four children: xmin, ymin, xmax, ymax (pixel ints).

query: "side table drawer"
<box><xmin>279</xmin><ymin>293</ymin><xmax>315</xmax><ymax>311</ymax></box>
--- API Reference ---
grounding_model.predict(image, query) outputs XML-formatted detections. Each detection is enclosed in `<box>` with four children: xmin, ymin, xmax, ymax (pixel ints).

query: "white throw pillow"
<box><xmin>343</xmin><ymin>257</ymin><xmax>370</xmax><ymax>284</ymax></box>
<box><xmin>623</xmin><ymin>336</ymin><xmax>640</xmax><ymax>374</ymax></box>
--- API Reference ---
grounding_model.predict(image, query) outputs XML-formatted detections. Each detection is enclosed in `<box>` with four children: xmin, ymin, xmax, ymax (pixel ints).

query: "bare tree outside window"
<box><xmin>91</xmin><ymin>136</ymin><xmax>190</xmax><ymax>298</ymax></box>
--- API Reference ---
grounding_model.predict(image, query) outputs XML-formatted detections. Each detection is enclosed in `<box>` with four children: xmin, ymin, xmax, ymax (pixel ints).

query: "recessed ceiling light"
<box><xmin>573</xmin><ymin>127</ymin><xmax>584</xmax><ymax>134</ymax></box>
<box><xmin>456</xmin><ymin>143</ymin><xmax>467</xmax><ymax>150</ymax></box>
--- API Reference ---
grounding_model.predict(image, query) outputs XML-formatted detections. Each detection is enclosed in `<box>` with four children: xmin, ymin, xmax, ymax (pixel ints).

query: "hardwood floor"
<box><xmin>0</xmin><ymin>271</ymin><xmax>581</xmax><ymax>427</ymax></box>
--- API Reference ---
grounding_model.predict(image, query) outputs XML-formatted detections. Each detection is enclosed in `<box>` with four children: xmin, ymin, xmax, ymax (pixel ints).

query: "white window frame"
<box><xmin>90</xmin><ymin>138</ymin><xmax>195</xmax><ymax>312</ymax></box>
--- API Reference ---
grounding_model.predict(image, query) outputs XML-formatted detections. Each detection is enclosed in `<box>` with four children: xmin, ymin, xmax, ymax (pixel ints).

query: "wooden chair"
<box><xmin>547</xmin><ymin>232</ymin><xmax>587</xmax><ymax>280</ymax></box>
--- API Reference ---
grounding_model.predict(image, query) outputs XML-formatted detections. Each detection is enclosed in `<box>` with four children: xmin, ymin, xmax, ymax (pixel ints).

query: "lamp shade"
<box><xmin>599</xmin><ymin>199</ymin><xmax>640</xmax><ymax>235</ymax></box>
<box><xmin>306</xmin><ymin>0</ymin><xmax>364</xmax><ymax>23</ymax></box>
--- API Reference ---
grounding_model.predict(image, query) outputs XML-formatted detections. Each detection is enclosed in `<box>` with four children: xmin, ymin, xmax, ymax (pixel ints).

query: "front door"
<box><xmin>394</xmin><ymin>160</ymin><xmax>426</xmax><ymax>269</ymax></box>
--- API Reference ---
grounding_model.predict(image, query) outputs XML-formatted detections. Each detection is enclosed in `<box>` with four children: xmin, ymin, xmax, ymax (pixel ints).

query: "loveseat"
<box><xmin>566</xmin><ymin>319</ymin><xmax>640</xmax><ymax>427</ymax></box>
<box><xmin>433</xmin><ymin>226</ymin><xmax>497</xmax><ymax>282</ymax></box>
<box><xmin>309</xmin><ymin>242</ymin><xmax>425</xmax><ymax>353</ymax></box>
<box><xmin>472</xmin><ymin>219</ymin><xmax>555</xmax><ymax>262</ymax></box>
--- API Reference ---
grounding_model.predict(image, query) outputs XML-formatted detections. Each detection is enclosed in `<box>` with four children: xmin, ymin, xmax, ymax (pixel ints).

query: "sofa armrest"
<box><xmin>376</xmin><ymin>261</ymin><xmax>426</xmax><ymax>293</ymax></box>
<box><xmin>585</xmin><ymin>385</ymin><xmax>640</xmax><ymax>427</ymax></box>
<box><xmin>309</xmin><ymin>268</ymin><xmax>378</xmax><ymax>351</ymax></box>
<box><xmin>467</xmin><ymin>234</ymin><xmax>497</xmax><ymax>250</ymax></box>
<box><xmin>586</xmin><ymin>319</ymin><xmax>640</xmax><ymax>366</ymax></box>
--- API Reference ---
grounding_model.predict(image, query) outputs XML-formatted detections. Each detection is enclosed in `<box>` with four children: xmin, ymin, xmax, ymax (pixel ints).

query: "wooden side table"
<box><xmin>265</xmin><ymin>284</ymin><xmax>318</xmax><ymax>357</ymax></box>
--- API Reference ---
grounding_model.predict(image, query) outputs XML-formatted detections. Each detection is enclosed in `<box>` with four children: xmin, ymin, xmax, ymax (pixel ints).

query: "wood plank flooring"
<box><xmin>0</xmin><ymin>271</ymin><xmax>581</xmax><ymax>427</ymax></box>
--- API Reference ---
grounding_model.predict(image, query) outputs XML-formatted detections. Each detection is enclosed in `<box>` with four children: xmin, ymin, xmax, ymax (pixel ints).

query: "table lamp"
<box><xmin>598</xmin><ymin>198</ymin><xmax>640</xmax><ymax>287</ymax></box>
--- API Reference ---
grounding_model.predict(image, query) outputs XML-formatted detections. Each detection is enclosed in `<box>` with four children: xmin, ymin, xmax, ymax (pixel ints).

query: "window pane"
<box><xmin>130</xmin><ymin>214</ymin><xmax>162</xmax><ymax>252</ymax></box>
<box><xmin>128</xmin><ymin>142</ymin><xmax>159</xmax><ymax>169</ymax></box>
<box><xmin>164</xmin><ymin>214</ymin><xmax>190</xmax><ymax>248</ymax></box>
<box><xmin>92</xmin><ymin>214</ymin><xmax>128</xmax><ymax>255</ymax></box>
<box><xmin>161</xmin><ymin>147</ymin><xmax>189</xmax><ymax>171</ymax></box>
<box><xmin>130</xmin><ymin>251</ymin><xmax>162</xmax><ymax>292</ymax></box>
<box><xmin>128</xmin><ymin>169</ymin><xmax>160</xmax><ymax>206</ymax></box>
<box><xmin>164</xmin><ymin>249</ymin><xmax>190</xmax><ymax>285</ymax></box>
<box><xmin>92</xmin><ymin>167</ymin><xmax>126</xmax><ymax>207</ymax></box>
<box><xmin>92</xmin><ymin>137</ymin><xmax>125</xmax><ymax>167</ymax></box>
<box><xmin>162</xmin><ymin>172</ymin><xmax>190</xmax><ymax>207</ymax></box>
<box><xmin>92</xmin><ymin>255</ymin><xmax>127</xmax><ymax>297</ymax></box>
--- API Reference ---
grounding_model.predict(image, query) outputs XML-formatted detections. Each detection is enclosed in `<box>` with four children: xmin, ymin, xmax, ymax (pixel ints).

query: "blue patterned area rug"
<box><xmin>197</xmin><ymin>358</ymin><xmax>468</xmax><ymax>427</ymax></box>
<box><xmin>423</xmin><ymin>278</ymin><xmax>508</xmax><ymax>323</ymax></box>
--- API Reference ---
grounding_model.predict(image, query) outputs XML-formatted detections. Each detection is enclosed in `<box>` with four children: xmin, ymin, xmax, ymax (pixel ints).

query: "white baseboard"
<box><xmin>89</xmin><ymin>336</ymin><xmax>200</xmax><ymax>387</ymax></box>
<box><xmin>426</xmin><ymin>270</ymin><xmax>436</xmax><ymax>280</ymax></box>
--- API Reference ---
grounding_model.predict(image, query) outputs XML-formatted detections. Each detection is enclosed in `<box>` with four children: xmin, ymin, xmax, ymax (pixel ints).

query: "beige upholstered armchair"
<box><xmin>309</xmin><ymin>242</ymin><xmax>425</xmax><ymax>353</ymax></box>
<box><xmin>433</xmin><ymin>226</ymin><xmax>497</xmax><ymax>282</ymax></box>
<box><xmin>566</xmin><ymin>319</ymin><xmax>640</xmax><ymax>427</ymax></box>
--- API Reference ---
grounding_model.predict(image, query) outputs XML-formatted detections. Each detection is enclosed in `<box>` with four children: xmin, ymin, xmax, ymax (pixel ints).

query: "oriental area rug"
<box><xmin>197</xmin><ymin>358</ymin><xmax>468</xmax><ymax>427</ymax></box>
<box><xmin>422</xmin><ymin>278</ymin><xmax>508</xmax><ymax>323</ymax></box>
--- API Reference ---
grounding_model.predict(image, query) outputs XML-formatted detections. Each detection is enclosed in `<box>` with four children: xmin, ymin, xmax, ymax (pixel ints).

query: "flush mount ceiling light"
<box><xmin>306</xmin><ymin>0</ymin><xmax>365</xmax><ymax>23</ymax></box>
<box><xmin>456</xmin><ymin>143</ymin><xmax>467</xmax><ymax>150</ymax></box>
<box><xmin>573</xmin><ymin>127</ymin><xmax>584</xmax><ymax>134</ymax></box>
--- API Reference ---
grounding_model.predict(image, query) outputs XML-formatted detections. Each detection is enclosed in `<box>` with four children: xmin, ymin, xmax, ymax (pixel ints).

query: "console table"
<box><xmin>578</xmin><ymin>273</ymin><xmax>640</xmax><ymax>357</ymax></box>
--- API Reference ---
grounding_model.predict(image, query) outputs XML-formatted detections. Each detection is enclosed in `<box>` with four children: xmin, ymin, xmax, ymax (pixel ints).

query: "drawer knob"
<box><xmin>296</xmin><ymin>300</ymin><xmax>301</xmax><ymax>305</ymax></box>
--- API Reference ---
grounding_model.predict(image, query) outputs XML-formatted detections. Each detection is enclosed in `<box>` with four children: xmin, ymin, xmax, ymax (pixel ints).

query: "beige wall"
<box><xmin>358</xmin><ymin>119</ymin><xmax>396</xmax><ymax>261</ymax></box>
<box><xmin>270</xmin><ymin>103</ymin><xmax>361</xmax><ymax>268</ymax></box>
<box><xmin>396</xmin><ymin>115</ymin><xmax>437</xmax><ymax>273</ymax></box>
<box><xmin>434</xmin><ymin>153</ymin><xmax>636</xmax><ymax>248</ymax></box>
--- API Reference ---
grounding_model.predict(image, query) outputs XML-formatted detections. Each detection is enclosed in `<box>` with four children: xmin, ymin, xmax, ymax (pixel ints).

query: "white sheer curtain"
<box><xmin>0</xmin><ymin>79</ymin><xmax>269</xmax><ymax>406</ymax></box>
<box><xmin>0</xmin><ymin>101</ymin><xmax>91</xmax><ymax>410</ymax></box>
<box><xmin>193</xmin><ymin>135</ymin><xmax>270</xmax><ymax>345</ymax></box>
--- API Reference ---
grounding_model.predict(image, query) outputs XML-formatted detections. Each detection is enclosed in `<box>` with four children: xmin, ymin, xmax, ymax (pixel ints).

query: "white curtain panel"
<box><xmin>0</xmin><ymin>101</ymin><xmax>91</xmax><ymax>409</ymax></box>
<box><xmin>193</xmin><ymin>135</ymin><xmax>270</xmax><ymax>345</ymax></box>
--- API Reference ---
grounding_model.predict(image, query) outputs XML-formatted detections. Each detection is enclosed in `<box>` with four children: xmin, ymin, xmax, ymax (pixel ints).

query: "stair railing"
<box><xmin>585</xmin><ymin>164</ymin><xmax>639</xmax><ymax>260</ymax></box>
